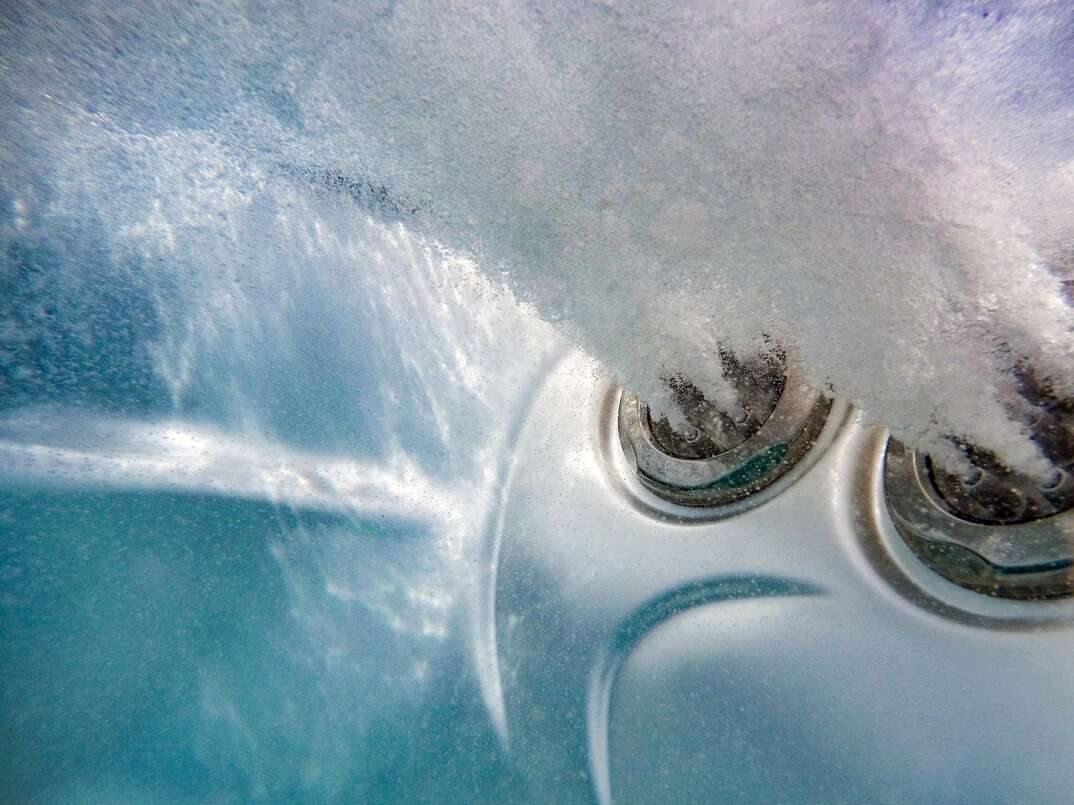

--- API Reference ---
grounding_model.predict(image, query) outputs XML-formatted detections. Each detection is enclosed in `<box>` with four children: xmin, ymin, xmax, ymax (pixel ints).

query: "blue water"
<box><xmin>0</xmin><ymin>180</ymin><xmax>558</xmax><ymax>800</ymax></box>
<box><xmin>1</xmin><ymin>490</ymin><xmax>522</xmax><ymax>802</ymax></box>
<box><xmin>5</xmin><ymin>2</ymin><xmax>1074</xmax><ymax>801</ymax></box>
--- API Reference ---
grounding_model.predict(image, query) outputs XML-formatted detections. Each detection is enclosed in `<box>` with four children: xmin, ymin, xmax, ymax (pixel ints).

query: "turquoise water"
<box><xmin>0</xmin><ymin>184</ymin><xmax>558</xmax><ymax>801</ymax></box>
<box><xmin>4</xmin><ymin>2</ymin><xmax>1074</xmax><ymax>801</ymax></box>
<box><xmin>1</xmin><ymin>489</ymin><xmax>522</xmax><ymax>802</ymax></box>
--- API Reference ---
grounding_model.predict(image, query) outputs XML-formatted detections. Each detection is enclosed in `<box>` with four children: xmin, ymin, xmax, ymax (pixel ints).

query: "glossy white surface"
<box><xmin>494</xmin><ymin>353</ymin><xmax>1074</xmax><ymax>804</ymax></box>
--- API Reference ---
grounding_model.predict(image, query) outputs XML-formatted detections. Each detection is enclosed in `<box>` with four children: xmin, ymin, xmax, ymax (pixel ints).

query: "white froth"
<box><xmin>2</xmin><ymin>0</ymin><xmax>1072</xmax><ymax>467</ymax></box>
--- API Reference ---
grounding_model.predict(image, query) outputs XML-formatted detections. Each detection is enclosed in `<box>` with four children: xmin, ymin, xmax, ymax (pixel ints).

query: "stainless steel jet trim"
<box><xmin>617</xmin><ymin>362</ymin><xmax>831</xmax><ymax>508</ymax></box>
<box><xmin>884</xmin><ymin>440</ymin><xmax>1074</xmax><ymax>599</ymax></box>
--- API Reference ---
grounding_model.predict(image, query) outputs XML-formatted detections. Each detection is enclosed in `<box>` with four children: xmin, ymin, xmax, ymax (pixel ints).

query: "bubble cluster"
<box><xmin>2</xmin><ymin>0</ymin><xmax>1072</xmax><ymax>467</ymax></box>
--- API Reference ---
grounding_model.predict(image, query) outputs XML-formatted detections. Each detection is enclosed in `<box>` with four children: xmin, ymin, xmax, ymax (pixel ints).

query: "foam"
<box><xmin>2</xmin><ymin>0</ymin><xmax>1073</xmax><ymax>468</ymax></box>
